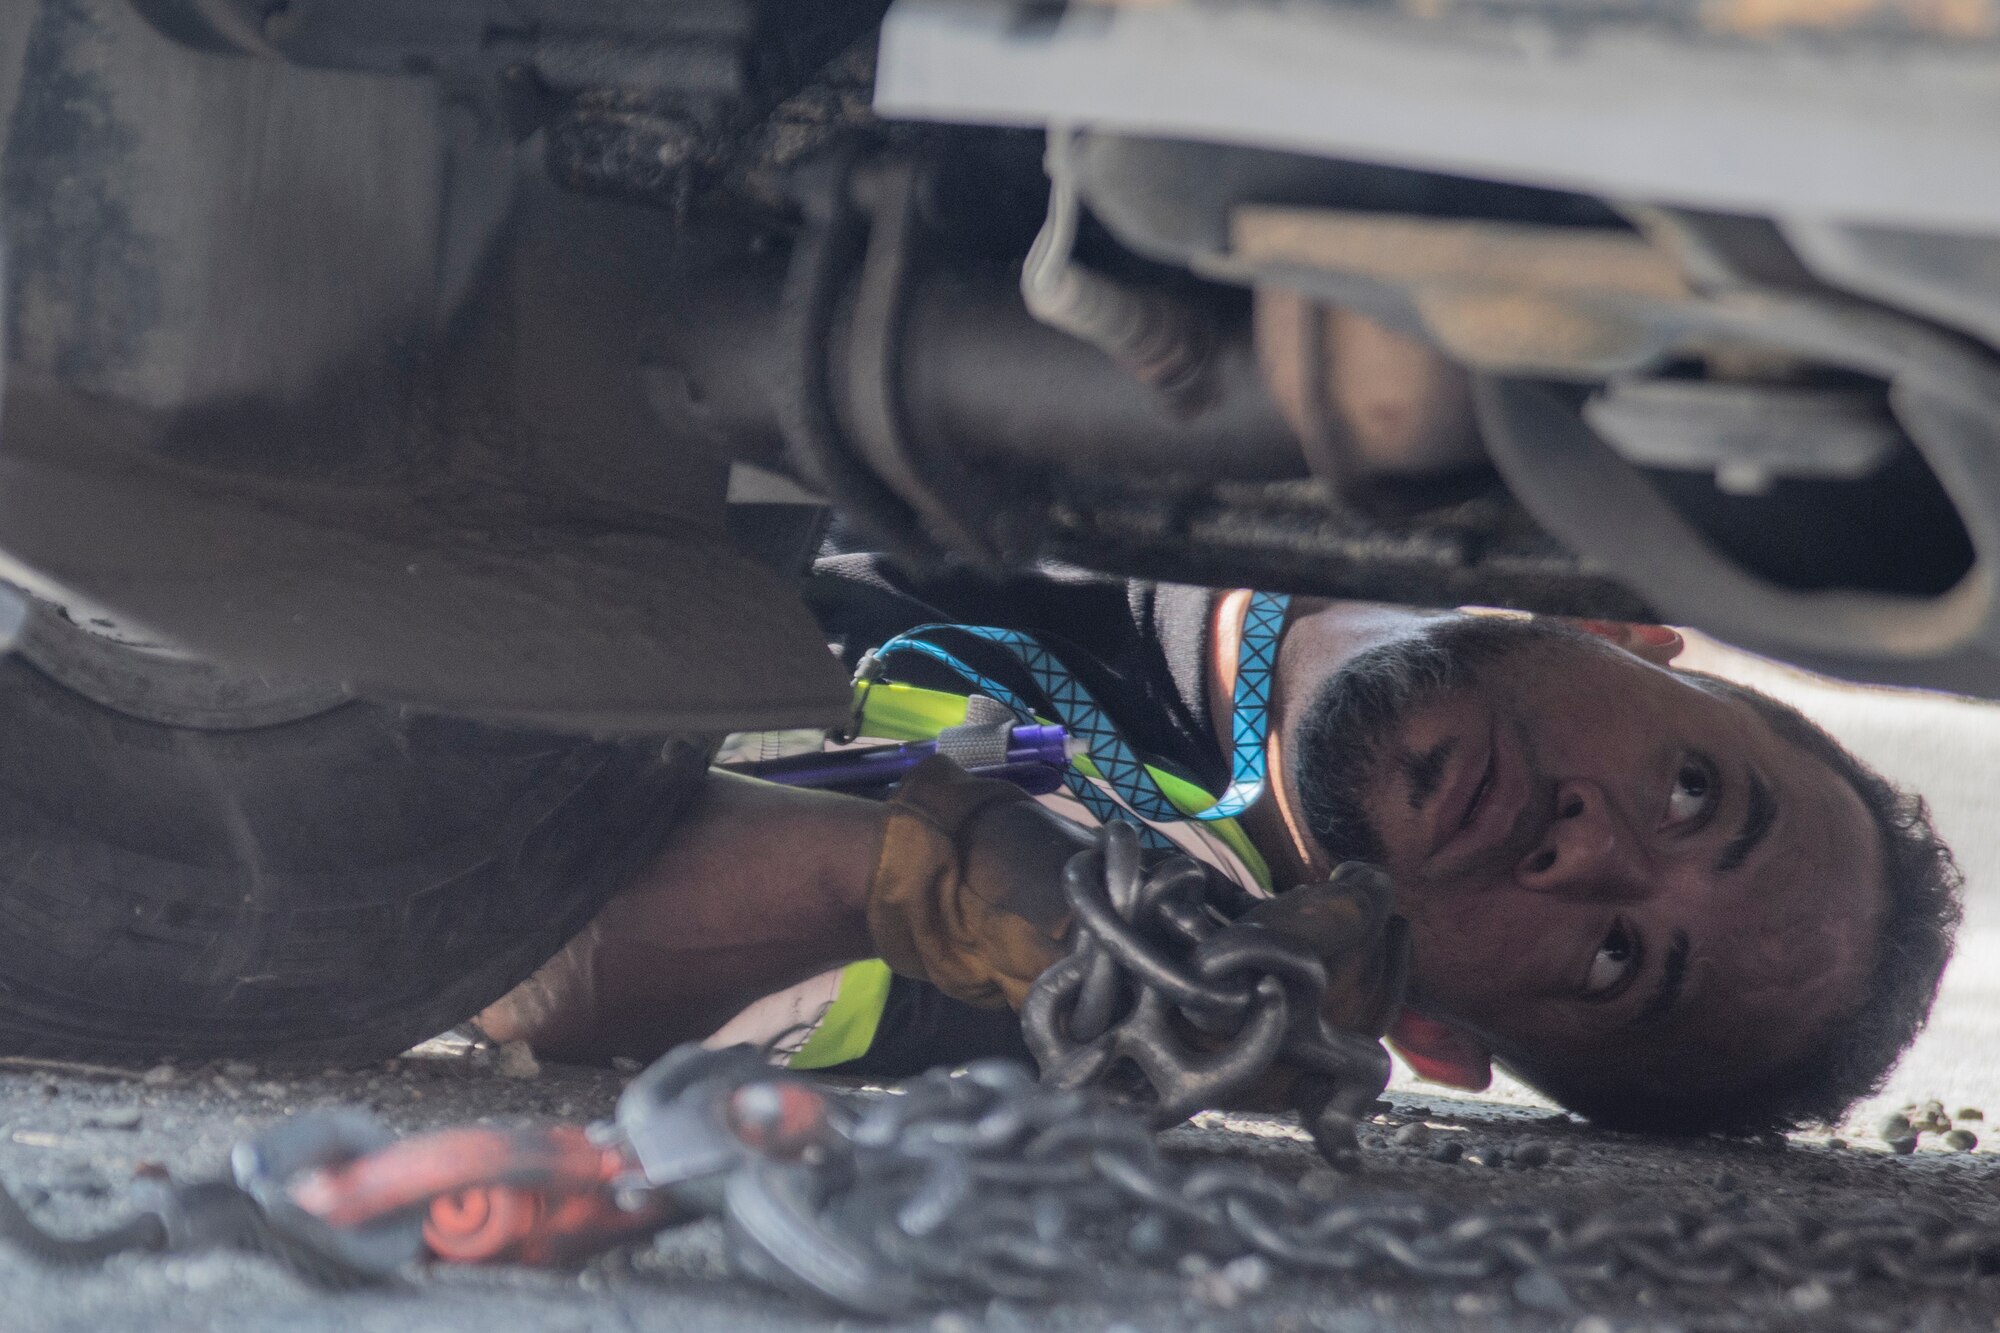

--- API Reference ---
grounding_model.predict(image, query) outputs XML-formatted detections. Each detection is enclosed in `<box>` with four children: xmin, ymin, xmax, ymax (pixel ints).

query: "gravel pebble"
<box><xmin>83</xmin><ymin>1107</ymin><xmax>140</xmax><ymax>1130</ymax></box>
<box><xmin>1465</xmin><ymin>1145</ymin><xmax>1507</xmax><ymax>1168</ymax></box>
<box><xmin>1391</xmin><ymin>1122</ymin><xmax>1431</xmax><ymax>1148</ymax></box>
<box><xmin>1428</xmin><ymin>1141</ymin><xmax>1464</xmax><ymax>1164</ymax></box>
<box><xmin>1827</xmin><ymin>1138</ymin><xmax>1847</xmax><ymax>1151</ymax></box>
<box><xmin>1878</xmin><ymin>1114</ymin><xmax>1913</xmax><ymax>1139</ymax></box>
<box><xmin>1946</xmin><ymin>1129</ymin><xmax>1979</xmax><ymax>1151</ymax></box>
<box><xmin>1958</xmin><ymin>1107</ymin><xmax>1985</xmax><ymax>1121</ymax></box>
<box><xmin>1511</xmin><ymin>1140</ymin><xmax>1552</xmax><ymax>1168</ymax></box>
<box><xmin>1888</xmin><ymin>1135</ymin><xmax>1919</xmax><ymax>1155</ymax></box>
<box><xmin>1296</xmin><ymin>1168</ymin><xmax>1347</xmax><ymax>1201</ymax></box>
<box><xmin>1512</xmin><ymin>1269</ymin><xmax>1574</xmax><ymax>1313</ymax></box>
<box><xmin>496</xmin><ymin>1042</ymin><xmax>541</xmax><ymax>1080</ymax></box>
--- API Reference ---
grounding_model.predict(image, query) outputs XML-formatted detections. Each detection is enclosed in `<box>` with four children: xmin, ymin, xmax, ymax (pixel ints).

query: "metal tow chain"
<box><xmin>704</xmin><ymin>1055</ymin><xmax>2000</xmax><ymax>1315</ymax></box>
<box><xmin>1023</xmin><ymin>821</ymin><xmax>1403</xmax><ymax>1166</ymax></box>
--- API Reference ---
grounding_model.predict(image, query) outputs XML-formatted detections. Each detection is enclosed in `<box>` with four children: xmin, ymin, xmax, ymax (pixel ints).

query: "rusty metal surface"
<box><xmin>1234</xmin><ymin>209</ymin><xmax>1687</xmax><ymax>376</ymax></box>
<box><xmin>1232</xmin><ymin>209</ymin><xmax>1690</xmax><ymax>303</ymax></box>
<box><xmin>1253</xmin><ymin>288</ymin><xmax>1481</xmax><ymax>486</ymax></box>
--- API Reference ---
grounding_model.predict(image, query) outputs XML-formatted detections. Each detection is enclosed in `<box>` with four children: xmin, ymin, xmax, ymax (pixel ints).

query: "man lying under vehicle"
<box><xmin>477</xmin><ymin>567</ymin><xmax>1962</xmax><ymax>1134</ymax></box>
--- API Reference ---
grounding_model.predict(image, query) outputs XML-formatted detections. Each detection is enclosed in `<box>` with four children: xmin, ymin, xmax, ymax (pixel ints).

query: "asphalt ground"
<box><xmin>1</xmin><ymin>636</ymin><xmax>1998</xmax><ymax>1332</ymax></box>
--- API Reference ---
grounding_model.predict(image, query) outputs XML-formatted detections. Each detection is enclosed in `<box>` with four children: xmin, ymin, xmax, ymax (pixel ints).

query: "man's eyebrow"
<box><xmin>1716</xmin><ymin>770</ymin><xmax>1777</xmax><ymax>873</ymax></box>
<box><xmin>1633</xmin><ymin>929</ymin><xmax>1691</xmax><ymax>1028</ymax></box>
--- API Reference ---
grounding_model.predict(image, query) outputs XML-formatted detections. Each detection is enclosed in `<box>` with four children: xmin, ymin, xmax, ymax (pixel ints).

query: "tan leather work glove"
<box><xmin>1236</xmin><ymin>860</ymin><xmax>1408</xmax><ymax>1040</ymax></box>
<box><xmin>865</xmin><ymin>756</ymin><xmax>1093</xmax><ymax>1010</ymax></box>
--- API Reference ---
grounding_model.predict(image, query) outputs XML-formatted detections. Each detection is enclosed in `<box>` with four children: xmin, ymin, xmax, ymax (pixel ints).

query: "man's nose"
<box><xmin>1514</xmin><ymin>780</ymin><xmax>1651</xmax><ymax>901</ymax></box>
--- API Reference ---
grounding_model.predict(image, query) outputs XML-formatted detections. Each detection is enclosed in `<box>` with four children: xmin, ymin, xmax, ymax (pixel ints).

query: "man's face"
<box><xmin>1300</xmin><ymin>617</ymin><xmax>1886</xmax><ymax>1100</ymax></box>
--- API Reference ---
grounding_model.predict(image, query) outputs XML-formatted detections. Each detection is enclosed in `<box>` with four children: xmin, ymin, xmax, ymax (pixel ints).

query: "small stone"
<box><xmin>1959</xmin><ymin>1107</ymin><xmax>1984</xmax><ymax>1121</ymax></box>
<box><xmin>1428</xmin><ymin>1140</ymin><xmax>1464</xmax><ymax>1164</ymax></box>
<box><xmin>1923</xmin><ymin>1098</ymin><xmax>1947</xmax><ymax>1119</ymax></box>
<box><xmin>84</xmin><ymin>1107</ymin><xmax>141</xmax><ymax>1131</ymax></box>
<box><xmin>1827</xmin><ymin>1138</ymin><xmax>1847</xmax><ymax>1151</ymax></box>
<box><xmin>1219</xmin><ymin>1255</ymin><xmax>1271</xmax><ymax>1296</ymax></box>
<box><xmin>1452</xmin><ymin>1292</ymin><xmax>1501</xmax><ymax>1316</ymax></box>
<box><xmin>1787</xmin><ymin>1279</ymin><xmax>1835</xmax><ymax>1313</ymax></box>
<box><xmin>1879</xmin><ymin>1114</ymin><xmax>1913</xmax><ymax>1140</ymax></box>
<box><xmin>141</xmin><ymin>1064</ymin><xmax>177</xmax><ymax>1086</ymax></box>
<box><xmin>1946</xmin><ymin>1129</ymin><xmax>1979</xmax><ymax>1151</ymax></box>
<box><xmin>611</xmin><ymin>1056</ymin><xmax>644</xmax><ymax>1074</ymax></box>
<box><xmin>1513</xmin><ymin>1269</ymin><xmax>1574</xmax><ymax>1313</ymax></box>
<box><xmin>1392</xmin><ymin>1122</ymin><xmax>1431</xmax><ymax>1148</ymax></box>
<box><xmin>1888</xmin><ymin>1135</ymin><xmax>1918</xmax><ymax>1155</ymax></box>
<box><xmin>496</xmin><ymin>1041</ymin><xmax>540</xmax><ymax>1080</ymax></box>
<box><xmin>1511</xmin><ymin>1140</ymin><xmax>1553</xmax><ymax>1168</ymax></box>
<box><xmin>1550</xmin><ymin>1147</ymin><xmax>1580</xmax><ymax>1166</ymax></box>
<box><xmin>219</xmin><ymin>1061</ymin><xmax>257</xmax><ymax>1080</ymax></box>
<box><xmin>1297</xmin><ymin>1168</ymin><xmax>1347</xmax><ymax>1201</ymax></box>
<box><xmin>1757</xmin><ymin>1131</ymin><xmax>1789</xmax><ymax>1152</ymax></box>
<box><xmin>1189</xmin><ymin>1264</ymin><xmax>1252</xmax><ymax>1308</ymax></box>
<box><xmin>1465</xmin><ymin>1144</ymin><xmax>1507</xmax><ymax>1168</ymax></box>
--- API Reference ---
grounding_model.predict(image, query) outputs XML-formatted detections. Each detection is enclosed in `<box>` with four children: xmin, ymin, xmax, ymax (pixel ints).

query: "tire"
<box><xmin>0</xmin><ymin>650</ymin><xmax>709</xmax><ymax>1062</ymax></box>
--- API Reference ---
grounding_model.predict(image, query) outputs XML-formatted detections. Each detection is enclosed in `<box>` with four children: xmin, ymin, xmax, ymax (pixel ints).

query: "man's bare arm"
<box><xmin>477</xmin><ymin>770</ymin><xmax>887</xmax><ymax>1062</ymax></box>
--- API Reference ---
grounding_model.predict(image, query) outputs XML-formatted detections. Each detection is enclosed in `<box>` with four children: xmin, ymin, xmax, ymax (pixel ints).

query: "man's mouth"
<box><xmin>1424</xmin><ymin>719</ymin><xmax>1533</xmax><ymax>870</ymax></box>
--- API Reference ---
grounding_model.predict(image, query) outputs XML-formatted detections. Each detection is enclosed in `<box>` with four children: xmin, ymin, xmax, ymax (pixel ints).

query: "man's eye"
<box><xmin>1663</xmin><ymin>759</ymin><xmax>1714</xmax><ymax>826</ymax></box>
<box><xmin>1583</xmin><ymin>923</ymin><xmax>1640</xmax><ymax>999</ymax></box>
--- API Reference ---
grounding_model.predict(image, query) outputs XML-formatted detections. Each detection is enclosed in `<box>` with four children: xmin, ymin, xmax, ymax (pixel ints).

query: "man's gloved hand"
<box><xmin>1235</xmin><ymin>860</ymin><xmax>1408</xmax><ymax>1040</ymax></box>
<box><xmin>865</xmin><ymin>756</ymin><xmax>1093</xmax><ymax>1010</ymax></box>
<box><xmin>865</xmin><ymin>757</ymin><xmax>1409</xmax><ymax>1039</ymax></box>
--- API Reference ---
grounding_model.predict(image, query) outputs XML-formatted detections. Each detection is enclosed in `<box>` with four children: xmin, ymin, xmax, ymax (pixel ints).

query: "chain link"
<box><xmin>1021</xmin><ymin>821</ymin><xmax>1400</xmax><ymax>1165</ymax></box>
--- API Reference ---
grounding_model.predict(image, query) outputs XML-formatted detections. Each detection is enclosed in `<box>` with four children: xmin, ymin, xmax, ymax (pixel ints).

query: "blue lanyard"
<box><xmin>870</xmin><ymin>592</ymin><xmax>1289</xmax><ymax>842</ymax></box>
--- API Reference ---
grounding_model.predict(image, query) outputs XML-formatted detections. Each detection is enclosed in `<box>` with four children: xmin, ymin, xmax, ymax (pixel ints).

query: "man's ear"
<box><xmin>1387</xmin><ymin>1011</ymin><xmax>1494</xmax><ymax>1091</ymax></box>
<box><xmin>1569</xmin><ymin>619</ymin><xmax>1684</xmax><ymax>667</ymax></box>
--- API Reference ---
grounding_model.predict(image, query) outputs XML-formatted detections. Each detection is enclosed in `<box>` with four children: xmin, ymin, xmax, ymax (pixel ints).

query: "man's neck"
<box><xmin>1206</xmin><ymin>595</ymin><xmax>1445</xmax><ymax>889</ymax></box>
